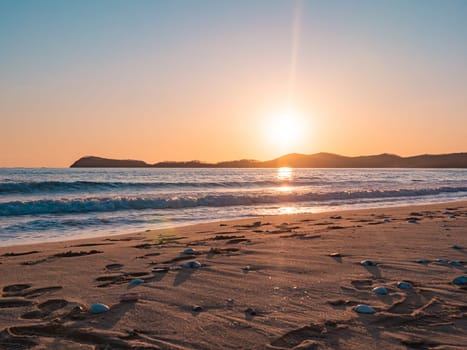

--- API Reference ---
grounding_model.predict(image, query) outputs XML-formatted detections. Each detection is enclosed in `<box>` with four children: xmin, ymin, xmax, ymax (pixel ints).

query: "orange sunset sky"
<box><xmin>1</xmin><ymin>0</ymin><xmax>467</xmax><ymax>167</ymax></box>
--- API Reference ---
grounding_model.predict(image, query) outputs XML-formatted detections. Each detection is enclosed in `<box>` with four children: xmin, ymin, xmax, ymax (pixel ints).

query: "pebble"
<box><xmin>397</xmin><ymin>281</ymin><xmax>412</xmax><ymax>290</ymax></box>
<box><xmin>449</xmin><ymin>260</ymin><xmax>463</xmax><ymax>267</ymax></box>
<box><xmin>129</xmin><ymin>279</ymin><xmax>144</xmax><ymax>287</ymax></box>
<box><xmin>182</xmin><ymin>260</ymin><xmax>202</xmax><ymax>268</ymax></box>
<box><xmin>242</xmin><ymin>265</ymin><xmax>251</xmax><ymax>271</ymax></box>
<box><xmin>183</xmin><ymin>248</ymin><xmax>196</xmax><ymax>255</ymax></box>
<box><xmin>192</xmin><ymin>305</ymin><xmax>203</xmax><ymax>312</ymax></box>
<box><xmin>120</xmin><ymin>293</ymin><xmax>139</xmax><ymax>302</ymax></box>
<box><xmin>330</xmin><ymin>252</ymin><xmax>341</xmax><ymax>257</ymax></box>
<box><xmin>245</xmin><ymin>307</ymin><xmax>257</xmax><ymax>316</ymax></box>
<box><xmin>452</xmin><ymin>276</ymin><xmax>467</xmax><ymax>285</ymax></box>
<box><xmin>383</xmin><ymin>218</ymin><xmax>391</xmax><ymax>223</ymax></box>
<box><xmin>416</xmin><ymin>259</ymin><xmax>430</xmax><ymax>264</ymax></box>
<box><xmin>451</xmin><ymin>245</ymin><xmax>462</xmax><ymax>250</ymax></box>
<box><xmin>354</xmin><ymin>304</ymin><xmax>375</xmax><ymax>314</ymax></box>
<box><xmin>89</xmin><ymin>303</ymin><xmax>109</xmax><ymax>314</ymax></box>
<box><xmin>152</xmin><ymin>267</ymin><xmax>169</xmax><ymax>273</ymax></box>
<box><xmin>437</xmin><ymin>259</ymin><xmax>449</xmax><ymax>264</ymax></box>
<box><xmin>360</xmin><ymin>260</ymin><xmax>377</xmax><ymax>266</ymax></box>
<box><xmin>372</xmin><ymin>286</ymin><xmax>389</xmax><ymax>295</ymax></box>
<box><xmin>407</xmin><ymin>218</ymin><xmax>418</xmax><ymax>224</ymax></box>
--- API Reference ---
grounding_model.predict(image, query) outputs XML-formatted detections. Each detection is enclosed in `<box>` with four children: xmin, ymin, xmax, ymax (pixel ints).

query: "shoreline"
<box><xmin>2</xmin><ymin>198</ymin><xmax>467</xmax><ymax>249</ymax></box>
<box><xmin>0</xmin><ymin>200</ymin><xmax>466</xmax><ymax>349</ymax></box>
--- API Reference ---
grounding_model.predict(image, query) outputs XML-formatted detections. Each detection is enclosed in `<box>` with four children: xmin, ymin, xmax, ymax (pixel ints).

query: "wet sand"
<box><xmin>0</xmin><ymin>202</ymin><xmax>466</xmax><ymax>349</ymax></box>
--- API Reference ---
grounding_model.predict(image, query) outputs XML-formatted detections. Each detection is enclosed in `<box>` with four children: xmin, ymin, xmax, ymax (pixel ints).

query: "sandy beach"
<box><xmin>0</xmin><ymin>201</ymin><xmax>466</xmax><ymax>349</ymax></box>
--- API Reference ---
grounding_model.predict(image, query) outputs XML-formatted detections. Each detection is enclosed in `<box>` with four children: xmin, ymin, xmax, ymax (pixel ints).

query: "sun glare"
<box><xmin>265</xmin><ymin>107</ymin><xmax>306</xmax><ymax>153</ymax></box>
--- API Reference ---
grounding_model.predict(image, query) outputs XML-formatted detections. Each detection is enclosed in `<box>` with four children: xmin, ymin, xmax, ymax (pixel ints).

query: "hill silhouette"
<box><xmin>70</xmin><ymin>152</ymin><xmax>467</xmax><ymax>168</ymax></box>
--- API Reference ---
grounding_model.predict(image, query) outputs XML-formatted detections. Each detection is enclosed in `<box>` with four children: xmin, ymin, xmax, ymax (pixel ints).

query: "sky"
<box><xmin>1</xmin><ymin>0</ymin><xmax>467</xmax><ymax>167</ymax></box>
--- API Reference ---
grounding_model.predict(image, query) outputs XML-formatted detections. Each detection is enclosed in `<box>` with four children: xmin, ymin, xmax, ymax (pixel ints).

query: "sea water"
<box><xmin>1</xmin><ymin>168</ymin><xmax>466</xmax><ymax>245</ymax></box>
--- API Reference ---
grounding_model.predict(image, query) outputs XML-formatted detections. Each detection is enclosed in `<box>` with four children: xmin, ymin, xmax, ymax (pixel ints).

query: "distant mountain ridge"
<box><xmin>70</xmin><ymin>152</ymin><xmax>467</xmax><ymax>168</ymax></box>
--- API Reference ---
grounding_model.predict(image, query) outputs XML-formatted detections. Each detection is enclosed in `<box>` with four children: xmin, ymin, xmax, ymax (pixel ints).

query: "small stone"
<box><xmin>192</xmin><ymin>305</ymin><xmax>203</xmax><ymax>312</ymax></box>
<box><xmin>182</xmin><ymin>260</ymin><xmax>202</xmax><ymax>268</ymax></box>
<box><xmin>397</xmin><ymin>281</ymin><xmax>412</xmax><ymax>290</ymax></box>
<box><xmin>354</xmin><ymin>304</ymin><xmax>375</xmax><ymax>314</ymax></box>
<box><xmin>129</xmin><ymin>279</ymin><xmax>144</xmax><ymax>287</ymax></box>
<box><xmin>416</xmin><ymin>259</ymin><xmax>430</xmax><ymax>264</ymax></box>
<box><xmin>407</xmin><ymin>218</ymin><xmax>418</xmax><ymax>224</ymax></box>
<box><xmin>451</xmin><ymin>245</ymin><xmax>462</xmax><ymax>250</ymax></box>
<box><xmin>89</xmin><ymin>303</ymin><xmax>109</xmax><ymax>314</ymax></box>
<box><xmin>245</xmin><ymin>307</ymin><xmax>257</xmax><ymax>316</ymax></box>
<box><xmin>449</xmin><ymin>260</ymin><xmax>463</xmax><ymax>267</ymax></box>
<box><xmin>437</xmin><ymin>259</ymin><xmax>449</xmax><ymax>264</ymax></box>
<box><xmin>120</xmin><ymin>293</ymin><xmax>139</xmax><ymax>302</ymax></box>
<box><xmin>372</xmin><ymin>286</ymin><xmax>388</xmax><ymax>295</ymax></box>
<box><xmin>242</xmin><ymin>265</ymin><xmax>251</xmax><ymax>271</ymax></box>
<box><xmin>360</xmin><ymin>260</ymin><xmax>377</xmax><ymax>266</ymax></box>
<box><xmin>183</xmin><ymin>248</ymin><xmax>195</xmax><ymax>255</ymax></box>
<box><xmin>452</xmin><ymin>276</ymin><xmax>467</xmax><ymax>285</ymax></box>
<box><xmin>152</xmin><ymin>267</ymin><xmax>169</xmax><ymax>273</ymax></box>
<box><xmin>330</xmin><ymin>252</ymin><xmax>341</xmax><ymax>257</ymax></box>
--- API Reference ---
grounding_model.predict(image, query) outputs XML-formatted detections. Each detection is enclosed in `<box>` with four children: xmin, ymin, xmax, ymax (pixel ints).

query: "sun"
<box><xmin>265</xmin><ymin>107</ymin><xmax>306</xmax><ymax>153</ymax></box>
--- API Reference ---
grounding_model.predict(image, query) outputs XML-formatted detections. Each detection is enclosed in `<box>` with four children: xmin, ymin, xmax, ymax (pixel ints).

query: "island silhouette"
<box><xmin>71</xmin><ymin>152</ymin><xmax>467</xmax><ymax>168</ymax></box>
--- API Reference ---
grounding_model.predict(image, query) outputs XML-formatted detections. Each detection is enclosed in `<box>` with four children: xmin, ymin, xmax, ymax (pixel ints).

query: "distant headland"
<box><xmin>70</xmin><ymin>152</ymin><xmax>467</xmax><ymax>168</ymax></box>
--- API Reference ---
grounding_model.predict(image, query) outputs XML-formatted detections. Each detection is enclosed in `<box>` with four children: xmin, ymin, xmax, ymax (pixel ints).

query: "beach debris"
<box><xmin>245</xmin><ymin>307</ymin><xmax>257</xmax><ymax>316</ymax></box>
<box><xmin>353</xmin><ymin>304</ymin><xmax>375</xmax><ymax>314</ymax></box>
<box><xmin>182</xmin><ymin>248</ymin><xmax>196</xmax><ymax>255</ymax></box>
<box><xmin>152</xmin><ymin>267</ymin><xmax>169</xmax><ymax>273</ymax></box>
<box><xmin>397</xmin><ymin>281</ymin><xmax>412</xmax><ymax>290</ymax></box>
<box><xmin>68</xmin><ymin>305</ymin><xmax>86</xmax><ymax>320</ymax></box>
<box><xmin>120</xmin><ymin>293</ymin><xmax>139</xmax><ymax>302</ymax></box>
<box><xmin>192</xmin><ymin>305</ymin><xmax>203</xmax><ymax>312</ymax></box>
<box><xmin>360</xmin><ymin>260</ymin><xmax>377</xmax><ymax>266</ymax></box>
<box><xmin>449</xmin><ymin>260</ymin><xmax>463</xmax><ymax>267</ymax></box>
<box><xmin>89</xmin><ymin>303</ymin><xmax>109</xmax><ymax>314</ymax></box>
<box><xmin>182</xmin><ymin>260</ymin><xmax>202</xmax><ymax>268</ymax></box>
<box><xmin>452</xmin><ymin>276</ymin><xmax>467</xmax><ymax>286</ymax></box>
<box><xmin>330</xmin><ymin>252</ymin><xmax>341</xmax><ymax>257</ymax></box>
<box><xmin>242</xmin><ymin>265</ymin><xmax>251</xmax><ymax>271</ymax></box>
<box><xmin>415</xmin><ymin>259</ymin><xmax>430</xmax><ymax>264</ymax></box>
<box><xmin>451</xmin><ymin>244</ymin><xmax>462</xmax><ymax>250</ymax></box>
<box><xmin>129</xmin><ymin>279</ymin><xmax>144</xmax><ymax>287</ymax></box>
<box><xmin>372</xmin><ymin>286</ymin><xmax>389</xmax><ymax>295</ymax></box>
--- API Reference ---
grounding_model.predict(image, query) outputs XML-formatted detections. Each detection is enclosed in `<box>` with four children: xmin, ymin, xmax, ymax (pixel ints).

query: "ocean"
<box><xmin>1</xmin><ymin>167</ymin><xmax>466</xmax><ymax>246</ymax></box>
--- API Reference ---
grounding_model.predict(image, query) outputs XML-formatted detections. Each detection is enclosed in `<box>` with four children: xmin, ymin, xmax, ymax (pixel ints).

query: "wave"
<box><xmin>1</xmin><ymin>186</ymin><xmax>467</xmax><ymax>216</ymax></box>
<box><xmin>0</xmin><ymin>179</ymin><xmax>325</xmax><ymax>194</ymax></box>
